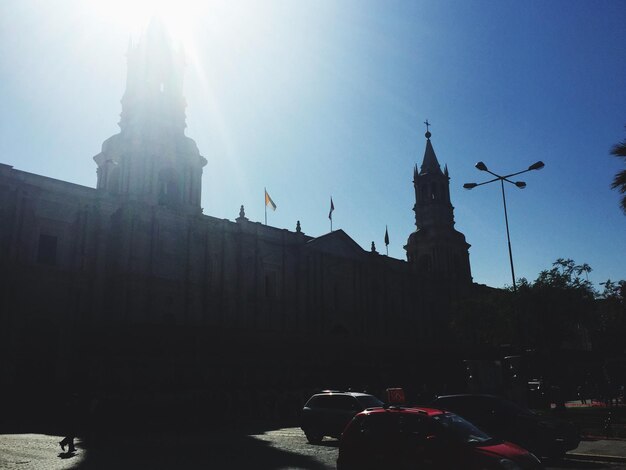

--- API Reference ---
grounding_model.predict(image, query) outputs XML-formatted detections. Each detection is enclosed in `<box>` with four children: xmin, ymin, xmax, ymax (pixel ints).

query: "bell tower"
<box><xmin>405</xmin><ymin>123</ymin><xmax>472</xmax><ymax>284</ymax></box>
<box><xmin>93</xmin><ymin>18</ymin><xmax>207</xmax><ymax>212</ymax></box>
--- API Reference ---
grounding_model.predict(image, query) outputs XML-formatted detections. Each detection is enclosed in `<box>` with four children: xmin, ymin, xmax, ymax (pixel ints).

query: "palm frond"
<box><xmin>611</xmin><ymin>170</ymin><xmax>626</xmax><ymax>193</ymax></box>
<box><xmin>611</xmin><ymin>141</ymin><xmax>626</xmax><ymax>159</ymax></box>
<box><xmin>609</xmin><ymin>129</ymin><xmax>626</xmax><ymax>214</ymax></box>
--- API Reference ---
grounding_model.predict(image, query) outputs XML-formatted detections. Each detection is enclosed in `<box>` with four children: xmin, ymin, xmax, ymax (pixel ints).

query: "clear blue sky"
<box><xmin>1</xmin><ymin>0</ymin><xmax>625</xmax><ymax>290</ymax></box>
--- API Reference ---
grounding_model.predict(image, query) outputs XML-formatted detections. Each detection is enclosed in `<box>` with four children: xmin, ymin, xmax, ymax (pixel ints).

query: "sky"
<box><xmin>1</xmin><ymin>0</ymin><xmax>625</xmax><ymax>290</ymax></box>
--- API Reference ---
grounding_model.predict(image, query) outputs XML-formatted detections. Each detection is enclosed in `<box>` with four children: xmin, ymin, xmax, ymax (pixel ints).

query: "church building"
<box><xmin>0</xmin><ymin>21</ymin><xmax>472</xmax><ymax>396</ymax></box>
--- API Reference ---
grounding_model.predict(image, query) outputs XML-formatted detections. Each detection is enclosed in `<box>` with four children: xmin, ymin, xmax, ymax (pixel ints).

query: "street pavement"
<box><xmin>0</xmin><ymin>433</ymin><xmax>86</xmax><ymax>470</ymax></box>
<box><xmin>2</xmin><ymin>429</ymin><xmax>626</xmax><ymax>469</ymax></box>
<box><xmin>570</xmin><ymin>438</ymin><xmax>626</xmax><ymax>464</ymax></box>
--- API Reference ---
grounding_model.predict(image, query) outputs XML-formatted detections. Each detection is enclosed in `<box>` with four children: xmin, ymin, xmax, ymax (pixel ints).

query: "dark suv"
<box><xmin>300</xmin><ymin>391</ymin><xmax>384</xmax><ymax>443</ymax></box>
<box><xmin>337</xmin><ymin>406</ymin><xmax>543</xmax><ymax>470</ymax></box>
<box><xmin>430</xmin><ymin>394</ymin><xmax>580</xmax><ymax>458</ymax></box>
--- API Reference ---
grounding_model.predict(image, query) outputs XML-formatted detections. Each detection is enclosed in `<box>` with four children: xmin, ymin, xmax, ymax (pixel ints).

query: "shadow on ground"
<box><xmin>1</xmin><ymin>391</ymin><xmax>327</xmax><ymax>470</ymax></box>
<box><xmin>74</xmin><ymin>430</ymin><xmax>328</xmax><ymax>470</ymax></box>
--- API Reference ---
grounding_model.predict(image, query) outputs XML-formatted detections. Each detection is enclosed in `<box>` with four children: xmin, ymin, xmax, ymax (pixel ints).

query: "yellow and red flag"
<box><xmin>265</xmin><ymin>189</ymin><xmax>276</xmax><ymax>211</ymax></box>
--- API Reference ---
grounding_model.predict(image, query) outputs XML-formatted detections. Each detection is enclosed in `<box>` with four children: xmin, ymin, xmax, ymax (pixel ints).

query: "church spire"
<box><xmin>420</xmin><ymin>120</ymin><xmax>443</xmax><ymax>175</ymax></box>
<box><xmin>404</xmin><ymin>123</ymin><xmax>472</xmax><ymax>284</ymax></box>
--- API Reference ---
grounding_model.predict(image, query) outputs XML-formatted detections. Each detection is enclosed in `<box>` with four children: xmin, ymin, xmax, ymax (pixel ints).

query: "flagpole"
<box><xmin>264</xmin><ymin>188</ymin><xmax>267</xmax><ymax>225</ymax></box>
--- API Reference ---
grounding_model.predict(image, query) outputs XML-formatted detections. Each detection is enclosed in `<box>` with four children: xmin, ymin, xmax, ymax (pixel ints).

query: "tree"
<box><xmin>533</xmin><ymin>258</ymin><xmax>594</xmax><ymax>293</ymax></box>
<box><xmin>449</xmin><ymin>259</ymin><xmax>625</xmax><ymax>354</ymax></box>
<box><xmin>595</xmin><ymin>279</ymin><xmax>626</xmax><ymax>354</ymax></box>
<box><xmin>449</xmin><ymin>290</ymin><xmax>516</xmax><ymax>347</ymax></box>
<box><xmin>610</xmin><ymin>129</ymin><xmax>626</xmax><ymax>214</ymax></box>
<box><xmin>599</xmin><ymin>279</ymin><xmax>626</xmax><ymax>301</ymax></box>
<box><xmin>516</xmin><ymin>259</ymin><xmax>596</xmax><ymax>351</ymax></box>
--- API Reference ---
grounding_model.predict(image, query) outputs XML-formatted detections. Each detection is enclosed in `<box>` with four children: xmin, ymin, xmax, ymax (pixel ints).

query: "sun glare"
<box><xmin>86</xmin><ymin>0</ymin><xmax>209</xmax><ymax>43</ymax></box>
<box><xmin>85</xmin><ymin>0</ymin><xmax>269</xmax><ymax>75</ymax></box>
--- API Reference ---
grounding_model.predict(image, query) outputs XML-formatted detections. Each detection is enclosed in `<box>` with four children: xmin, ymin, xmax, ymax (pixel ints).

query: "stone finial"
<box><xmin>236</xmin><ymin>205</ymin><xmax>248</xmax><ymax>223</ymax></box>
<box><xmin>296</xmin><ymin>220</ymin><xmax>301</xmax><ymax>233</ymax></box>
<box><xmin>371</xmin><ymin>241</ymin><xmax>377</xmax><ymax>253</ymax></box>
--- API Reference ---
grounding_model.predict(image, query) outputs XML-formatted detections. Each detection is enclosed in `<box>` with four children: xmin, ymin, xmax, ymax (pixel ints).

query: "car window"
<box><xmin>309</xmin><ymin>395</ymin><xmax>333</xmax><ymax>408</ymax></box>
<box><xmin>435</xmin><ymin>396</ymin><xmax>473</xmax><ymax>414</ymax></box>
<box><xmin>334</xmin><ymin>396</ymin><xmax>360</xmax><ymax>411</ymax></box>
<box><xmin>355</xmin><ymin>395</ymin><xmax>384</xmax><ymax>409</ymax></box>
<box><xmin>305</xmin><ymin>396</ymin><xmax>321</xmax><ymax>407</ymax></box>
<box><xmin>433</xmin><ymin>412</ymin><xmax>494</xmax><ymax>445</ymax></box>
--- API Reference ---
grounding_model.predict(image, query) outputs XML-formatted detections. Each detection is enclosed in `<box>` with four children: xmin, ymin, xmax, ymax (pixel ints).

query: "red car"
<box><xmin>337</xmin><ymin>406</ymin><xmax>543</xmax><ymax>470</ymax></box>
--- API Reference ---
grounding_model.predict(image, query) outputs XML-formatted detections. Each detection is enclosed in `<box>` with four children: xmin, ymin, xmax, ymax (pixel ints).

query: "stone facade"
<box><xmin>0</xmin><ymin>21</ymin><xmax>472</xmax><ymax>395</ymax></box>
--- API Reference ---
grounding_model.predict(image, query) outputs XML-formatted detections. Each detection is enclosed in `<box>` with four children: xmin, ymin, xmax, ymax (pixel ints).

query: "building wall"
<box><xmin>0</xmin><ymin>163</ymin><xmax>447</xmax><ymax>392</ymax></box>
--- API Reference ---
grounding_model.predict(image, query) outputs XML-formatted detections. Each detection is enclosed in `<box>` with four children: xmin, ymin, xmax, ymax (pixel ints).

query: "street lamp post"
<box><xmin>464</xmin><ymin>161</ymin><xmax>545</xmax><ymax>292</ymax></box>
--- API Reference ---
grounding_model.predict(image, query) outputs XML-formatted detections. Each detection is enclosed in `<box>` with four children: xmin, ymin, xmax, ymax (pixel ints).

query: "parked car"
<box><xmin>300</xmin><ymin>391</ymin><xmax>384</xmax><ymax>443</ymax></box>
<box><xmin>337</xmin><ymin>406</ymin><xmax>543</xmax><ymax>470</ymax></box>
<box><xmin>430</xmin><ymin>394</ymin><xmax>580</xmax><ymax>458</ymax></box>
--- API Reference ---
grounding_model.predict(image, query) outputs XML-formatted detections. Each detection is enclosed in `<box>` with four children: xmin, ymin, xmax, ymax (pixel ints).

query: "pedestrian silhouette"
<box><xmin>59</xmin><ymin>392</ymin><xmax>80</xmax><ymax>454</ymax></box>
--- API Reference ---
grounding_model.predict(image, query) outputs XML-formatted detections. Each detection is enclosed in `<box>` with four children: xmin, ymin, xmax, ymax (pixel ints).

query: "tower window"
<box><xmin>37</xmin><ymin>234</ymin><xmax>58</xmax><ymax>266</ymax></box>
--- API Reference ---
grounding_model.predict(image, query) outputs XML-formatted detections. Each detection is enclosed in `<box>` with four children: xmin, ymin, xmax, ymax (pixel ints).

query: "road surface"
<box><xmin>1</xmin><ymin>428</ymin><xmax>625</xmax><ymax>469</ymax></box>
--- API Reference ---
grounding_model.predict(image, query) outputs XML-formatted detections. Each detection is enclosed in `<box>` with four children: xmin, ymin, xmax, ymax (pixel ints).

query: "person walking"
<box><xmin>59</xmin><ymin>392</ymin><xmax>80</xmax><ymax>453</ymax></box>
<box><xmin>59</xmin><ymin>433</ymin><xmax>76</xmax><ymax>453</ymax></box>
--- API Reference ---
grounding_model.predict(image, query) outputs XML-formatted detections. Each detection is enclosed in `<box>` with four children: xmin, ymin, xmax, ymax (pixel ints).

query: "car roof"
<box><xmin>313</xmin><ymin>391</ymin><xmax>376</xmax><ymax>398</ymax></box>
<box><xmin>360</xmin><ymin>406</ymin><xmax>445</xmax><ymax>417</ymax></box>
<box><xmin>434</xmin><ymin>394</ymin><xmax>501</xmax><ymax>400</ymax></box>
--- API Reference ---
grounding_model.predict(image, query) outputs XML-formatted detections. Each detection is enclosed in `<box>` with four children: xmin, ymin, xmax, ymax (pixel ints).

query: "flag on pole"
<box><xmin>384</xmin><ymin>226</ymin><xmax>389</xmax><ymax>246</ymax></box>
<box><xmin>328</xmin><ymin>197</ymin><xmax>334</xmax><ymax>219</ymax></box>
<box><xmin>265</xmin><ymin>189</ymin><xmax>276</xmax><ymax>211</ymax></box>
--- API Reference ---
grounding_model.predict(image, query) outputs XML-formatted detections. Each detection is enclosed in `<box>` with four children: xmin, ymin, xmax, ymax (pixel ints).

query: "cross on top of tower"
<box><xmin>424</xmin><ymin>119</ymin><xmax>432</xmax><ymax>139</ymax></box>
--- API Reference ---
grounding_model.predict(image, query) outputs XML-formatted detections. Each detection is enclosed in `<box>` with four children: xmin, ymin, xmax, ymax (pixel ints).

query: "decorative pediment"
<box><xmin>305</xmin><ymin>229</ymin><xmax>366</xmax><ymax>260</ymax></box>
